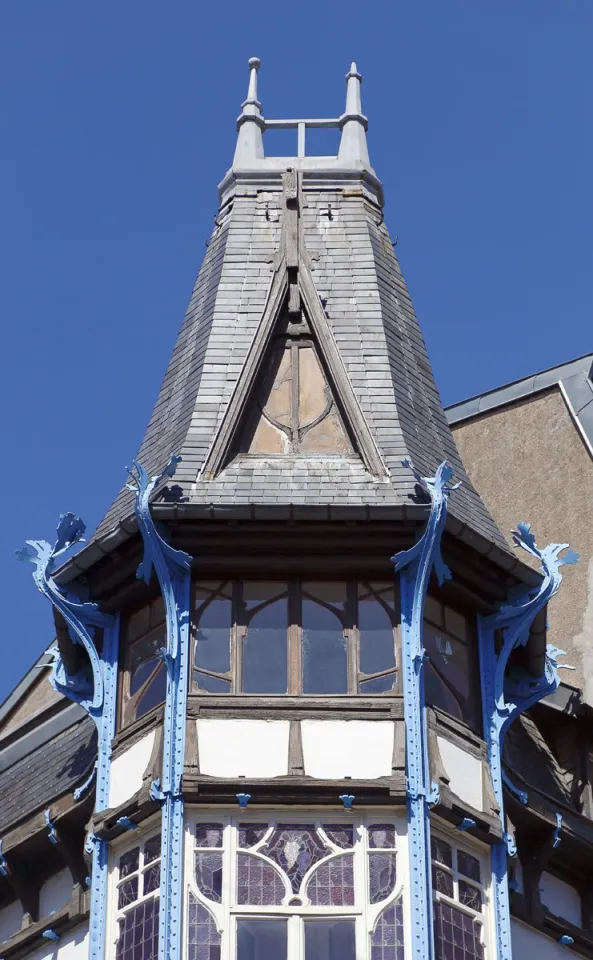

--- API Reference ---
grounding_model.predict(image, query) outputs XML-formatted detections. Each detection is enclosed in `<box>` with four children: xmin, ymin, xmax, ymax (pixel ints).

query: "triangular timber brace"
<box><xmin>201</xmin><ymin>169</ymin><xmax>387</xmax><ymax>480</ymax></box>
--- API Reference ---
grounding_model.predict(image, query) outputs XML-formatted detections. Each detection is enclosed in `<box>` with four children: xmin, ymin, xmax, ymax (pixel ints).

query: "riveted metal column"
<box><xmin>478</xmin><ymin>523</ymin><xmax>577</xmax><ymax>960</ymax></box>
<box><xmin>127</xmin><ymin>456</ymin><xmax>192</xmax><ymax>960</ymax></box>
<box><xmin>392</xmin><ymin>460</ymin><xmax>459</xmax><ymax>960</ymax></box>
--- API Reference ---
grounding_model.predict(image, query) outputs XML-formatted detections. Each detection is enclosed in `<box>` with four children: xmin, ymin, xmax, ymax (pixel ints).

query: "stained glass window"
<box><xmin>187</xmin><ymin>891</ymin><xmax>221</xmax><ymax>960</ymax></box>
<box><xmin>114</xmin><ymin>833</ymin><xmax>161</xmax><ymax>960</ymax></box>
<box><xmin>264</xmin><ymin>824</ymin><xmax>327</xmax><ymax>893</ymax></box>
<box><xmin>370</xmin><ymin>900</ymin><xmax>405</xmax><ymax>960</ymax></box>
<box><xmin>188</xmin><ymin>817</ymin><xmax>408</xmax><ymax>960</ymax></box>
<box><xmin>306</xmin><ymin>855</ymin><xmax>355</xmax><ymax>906</ymax></box>
<box><xmin>237</xmin><ymin>853</ymin><xmax>286</xmax><ymax>905</ymax></box>
<box><xmin>431</xmin><ymin>833</ymin><xmax>487</xmax><ymax>960</ymax></box>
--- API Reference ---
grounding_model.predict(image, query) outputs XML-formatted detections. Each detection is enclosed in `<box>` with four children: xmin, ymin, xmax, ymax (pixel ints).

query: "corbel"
<box><xmin>44</xmin><ymin>807</ymin><xmax>88</xmax><ymax>891</ymax></box>
<box><xmin>479</xmin><ymin>522</ymin><xmax>578</xmax><ymax>960</ymax></box>
<box><xmin>0</xmin><ymin>841</ymin><xmax>39</xmax><ymax>923</ymax></box>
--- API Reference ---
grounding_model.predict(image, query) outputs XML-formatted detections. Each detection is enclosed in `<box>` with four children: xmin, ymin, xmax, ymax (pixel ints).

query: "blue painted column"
<box><xmin>17</xmin><ymin>514</ymin><xmax>119</xmax><ymax>960</ymax></box>
<box><xmin>478</xmin><ymin>523</ymin><xmax>578</xmax><ymax>960</ymax></box>
<box><xmin>127</xmin><ymin>456</ymin><xmax>191</xmax><ymax>960</ymax></box>
<box><xmin>392</xmin><ymin>460</ymin><xmax>460</xmax><ymax>960</ymax></box>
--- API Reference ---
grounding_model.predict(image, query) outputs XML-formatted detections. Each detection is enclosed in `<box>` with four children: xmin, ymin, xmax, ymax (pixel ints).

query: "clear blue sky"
<box><xmin>1</xmin><ymin>0</ymin><xmax>591</xmax><ymax>703</ymax></box>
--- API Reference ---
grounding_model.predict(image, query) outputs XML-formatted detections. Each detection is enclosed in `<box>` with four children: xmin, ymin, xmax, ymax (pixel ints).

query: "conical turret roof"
<box><xmin>95</xmin><ymin>59</ymin><xmax>507</xmax><ymax>554</ymax></box>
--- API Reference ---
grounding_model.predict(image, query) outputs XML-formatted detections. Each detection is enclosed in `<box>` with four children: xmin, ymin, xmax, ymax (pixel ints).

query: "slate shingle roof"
<box><xmin>95</xmin><ymin>182</ymin><xmax>507</xmax><ymax>553</ymax></box>
<box><xmin>0</xmin><ymin>716</ymin><xmax>96</xmax><ymax>834</ymax></box>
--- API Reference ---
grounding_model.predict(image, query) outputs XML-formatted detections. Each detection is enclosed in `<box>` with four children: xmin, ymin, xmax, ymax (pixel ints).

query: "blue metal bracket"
<box><xmin>44</xmin><ymin>809</ymin><xmax>58</xmax><ymax>845</ymax></box>
<box><xmin>501</xmin><ymin>769</ymin><xmax>528</xmax><ymax>805</ymax></box>
<box><xmin>74</xmin><ymin>762</ymin><xmax>98</xmax><ymax>802</ymax></box>
<box><xmin>338</xmin><ymin>794</ymin><xmax>355</xmax><ymax>810</ymax></box>
<box><xmin>42</xmin><ymin>930</ymin><xmax>60</xmax><ymax>942</ymax></box>
<box><xmin>559</xmin><ymin>935</ymin><xmax>575</xmax><ymax>946</ymax></box>
<box><xmin>236</xmin><ymin>793</ymin><xmax>252</xmax><ymax>809</ymax></box>
<box><xmin>0</xmin><ymin>841</ymin><xmax>8</xmax><ymax>878</ymax></box>
<box><xmin>457</xmin><ymin>818</ymin><xmax>476</xmax><ymax>832</ymax></box>
<box><xmin>392</xmin><ymin>459</ymin><xmax>460</xmax><ymax>960</ymax></box>
<box><xmin>478</xmin><ymin>522</ymin><xmax>578</xmax><ymax>960</ymax></box>
<box><xmin>17</xmin><ymin>514</ymin><xmax>120</xmax><ymax>960</ymax></box>
<box><xmin>128</xmin><ymin>456</ymin><xmax>192</xmax><ymax>960</ymax></box>
<box><xmin>116</xmin><ymin>817</ymin><xmax>138</xmax><ymax>831</ymax></box>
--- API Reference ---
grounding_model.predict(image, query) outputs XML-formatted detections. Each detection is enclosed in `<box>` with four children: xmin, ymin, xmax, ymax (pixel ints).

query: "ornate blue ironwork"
<box><xmin>392</xmin><ymin>459</ymin><xmax>460</xmax><ymax>960</ymax></box>
<box><xmin>478</xmin><ymin>522</ymin><xmax>578</xmax><ymax>960</ymax></box>
<box><xmin>42</xmin><ymin>930</ymin><xmax>60</xmax><ymax>942</ymax></box>
<box><xmin>236</xmin><ymin>793</ymin><xmax>252</xmax><ymax>809</ymax></box>
<box><xmin>116</xmin><ymin>817</ymin><xmax>138</xmax><ymax>831</ymax></box>
<box><xmin>128</xmin><ymin>455</ymin><xmax>191</xmax><ymax>960</ymax></box>
<box><xmin>74</xmin><ymin>762</ymin><xmax>98</xmax><ymax>802</ymax></box>
<box><xmin>17</xmin><ymin>518</ymin><xmax>120</xmax><ymax>960</ymax></box>
<box><xmin>456</xmin><ymin>818</ymin><xmax>476</xmax><ymax>832</ymax></box>
<box><xmin>339</xmin><ymin>794</ymin><xmax>355</xmax><ymax>810</ymax></box>
<box><xmin>553</xmin><ymin>812</ymin><xmax>563</xmax><ymax>849</ymax></box>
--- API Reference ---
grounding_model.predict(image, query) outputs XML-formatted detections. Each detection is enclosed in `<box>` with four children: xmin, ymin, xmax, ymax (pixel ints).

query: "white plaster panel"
<box><xmin>301</xmin><ymin>720</ymin><xmax>393</xmax><ymax>779</ymax></box>
<box><xmin>39</xmin><ymin>868</ymin><xmax>73</xmax><ymax>918</ymax></box>
<box><xmin>511</xmin><ymin>919</ymin><xmax>582</xmax><ymax>959</ymax></box>
<box><xmin>197</xmin><ymin>719</ymin><xmax>290</xmax><ymax>777</ymax></box>
<box><xmin>541</xmin><ymin>871</ymin><xmax>582</xmax><ymax>927</ymax></box>
<box><xmin>0</xmin><ymin>898</ymin><xmax>23</xmax><ymax>942</ymax></box>
<box><xmin>437</xmin><ymin>736</ymin><xmax>483</xmax><ymax>811</ymax></box>
<box><xmin>108</xmin><ymin>729</ymin><xmax>156</xmax><ymax>809</ymax></box>
<box><xmin>26</xmin><ymin>924</ymin><xmax>89</xmax><ymax>960</ymax></box>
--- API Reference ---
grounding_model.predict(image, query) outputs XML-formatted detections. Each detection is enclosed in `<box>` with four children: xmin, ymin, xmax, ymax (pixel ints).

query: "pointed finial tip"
<box><xmin>248</xmin><ymin>57</ymin><xmax>261</xmax><ymax>70</ymax></box>
<box><xmin>350</xmin><ymin>61</ymin><xmax>358</xmax><ymax>72</ymax></box>
<box><xmin>346</xmin><ymin>61</ymin><xmax>362</xmax><ymax>81</ymax></box>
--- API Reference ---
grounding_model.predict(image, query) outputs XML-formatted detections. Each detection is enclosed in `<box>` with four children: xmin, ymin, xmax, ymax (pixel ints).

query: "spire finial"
<box><xmin>338</xmin><ymin>61</ymin><xmax>370</xmax><ymax>167</ymax></box>
<box><xmin>233</xmin><ymin>57</ymin><xmax>265</xmax><ymax>166</ymax></box>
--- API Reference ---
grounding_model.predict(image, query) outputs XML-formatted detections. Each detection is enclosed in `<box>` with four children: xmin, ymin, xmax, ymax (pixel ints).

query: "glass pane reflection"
<box><xmin>237</xmin><ymin>918</ymin><xmax>287</xmax><ymax>960</ymax></box>
<box><xmin>304</xmin><ymin>919</ymin><xmax>355</xmax><ymax>960</ymax></box>
<box><xmin>302</xmin><ymin>584</ymin><xmax>347</xmax><ymax>694</ymax></box>
<box><xmin>243</xmin><ymin>584</ymin><xmax>288</xmax><ymax>694</ymax></box>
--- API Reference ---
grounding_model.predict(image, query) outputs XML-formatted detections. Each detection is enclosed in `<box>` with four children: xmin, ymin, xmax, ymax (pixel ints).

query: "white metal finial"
<box><xmin>338</xmin><ymin>60</ymin><xmax>370</xmax><ymax>167</ymax></box>
<box><xmin>246</xmin><ymin>57</ymin><xmax>261</xmax><ymax>103</ymax></box>
<box><xmin>233</xmin><ymin>56</ymin><xmax>265</xmax><ymax>166</ymax></box>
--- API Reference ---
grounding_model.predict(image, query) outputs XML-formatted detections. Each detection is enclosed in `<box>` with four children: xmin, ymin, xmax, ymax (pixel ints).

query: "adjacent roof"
<box><xmin>0</xmin><ymin>714</ymin><xmax>96</xmax><ymax>834</ymax></box>
<box><xmin>446</xmin><ymin>353</ymin><xmax>593</xmax><ymax>459</ymax></box>
<box><xmin>92</xmin><ymin>60</ymin><xmax>508</xmax><ymax>556</ymax></box>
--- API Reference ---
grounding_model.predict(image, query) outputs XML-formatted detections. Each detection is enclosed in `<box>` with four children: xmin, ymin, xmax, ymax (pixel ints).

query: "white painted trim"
<box><xmin>559</xmin><ymin>380</ymin><xmax>593</xmax><ymax>460</ymax></box>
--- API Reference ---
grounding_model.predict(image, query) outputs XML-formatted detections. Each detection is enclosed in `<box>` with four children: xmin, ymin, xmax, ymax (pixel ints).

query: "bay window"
<box><xmin>431</xmin><ymin>831</ymin><xmax>489</xmax><ymax>959</ymax></box>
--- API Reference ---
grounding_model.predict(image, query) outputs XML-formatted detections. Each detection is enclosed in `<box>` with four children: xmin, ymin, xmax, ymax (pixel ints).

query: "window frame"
<box><xmin>107</xmin><ymin>817</ymin><xmax>162</xmax><ymax>960</ymax></box>
<box><xmin>118</xmin><ymin>594</ymin><xmax>168</xmax><ymax>730</ymax></box>
<box><xmin>430</xmin><ymin>822</ymin><xmax>493</xmax><ymax>959</ymax></box>
<box><xmin>190</xmin><ymin>579</ymin><xmax>403</xmax><ymax>698</ymax></box>
<box><xmin>423</xmin><ymin>592</ymin><xmax>482</xmax><ymax>733</ymax></box>
<box><xmin>184</xmin><ymin>809</ymin><xmax>410</xmax><ymax>960</ymax></box>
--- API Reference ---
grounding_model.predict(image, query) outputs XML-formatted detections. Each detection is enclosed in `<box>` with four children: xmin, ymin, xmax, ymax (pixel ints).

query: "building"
<box><xmin>0</xmin><ymin>58</ymin><xmax>589</xmax><ymax>960</ymax></box>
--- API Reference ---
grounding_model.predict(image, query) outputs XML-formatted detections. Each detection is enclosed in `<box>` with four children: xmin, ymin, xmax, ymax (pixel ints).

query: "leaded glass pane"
<box><xmin>187</xmin><ymin>891</ymin><xmax>221</xmax><ymax>960</ymax></box>
<box><xmin>195</xmin><ymin>824</ymin><xmax>224</xmax><ymax>848</ymax></box>
<box><xmin>322</xmin><ymin>825</ymin><xmax>354</xmax><ymax>849</ymax></box>
<box><xmin>431</xmin><ymin>836</ymin><xmax>453</xmax><ymax>867</ymax></box>
<box><xmin>302</xmin><ymin>584</ymin><xmax>348</xmax><ymax>695</ymax></box>
<box><xmin>119</xmin><ymin>848</ymin><xmax>139</xmax><ymax>878</ymax></box>
<box><xmin>238</xmin><ymin>823</ymin><xmax>269</xmax><ymax>848</ymax></box>
<box><xmin>237</xmin><ymin>853</ymin><xmax>286</xmax><ymax>905</ymax></box>
<box><xmin>195</xmin><ymin>853</ymin><xmax>223</xmax><ymax>903</ymax></box>
<box><xmin>194</xmin><ymin>594</ymin><xmax>232</xmax><ymax>683</ymax></box>
<box><xmin>264</xmin><ymin>824</ymin><xmax>327</xmax><ymax>893</ymax></box>
<box><xmin>142</xmin><ymin>863</ymin><xmax>160</xmax><ymax>895</ymax></box>
<box><xmin>432</xmin><ymin>865</ymin><xmax>454</xmax><ymax>898</ymax></box>
<box><xmin>116</xmin><ymin>896</ymin><xmax>159</xmax><ymax>960</ymax></box>
<box><xmin>304</xmin><ymin>918</ymin><xmax>355</xmax><ymax>960</ymax></box>
<box><xmin>459</xmin><ymin>881</ymin><xmax>482</xmax><ymax>911</ymax></box>
<box><xmin>369</xmin><ymin>853</ymin><xmax>397</xmax><ymax>903</ymax></box>
<box><xmin>457</xmin><ymin>851</ymin><xmax>481</xmax><ymax>884</ymax></box>
<box><xmin>433</xmin><ymin>901</ymin><xmax>484</xmax><ymax>960</ymax></box>
<box><xmin>370</xmin><ymin>900</ymin><xmax>405</xmax><ymax>960</ymax></box>
<box><xmin>306</xmin><ymin>854</ymin><xmax>354</xmax><ymax>906</ymax></box>
<box><xmin>368</xmin><ymin>825</ymin><xmax>396</xmax><ymax>849</ymax></box>
<box><xmin>144</xmin><ymin>835</ymin><xmax>161</xmax><ymax>865</ymax></box>
<box><xmin>118</xmin><ymin>877</ymin><xmax>138</xmax><ymax>909</ymax></box>
<box><xmin>358</xmin><ymin>583</ymin><xmax>396</xmax><ymax>681</ymax></box>
<box><xmin>242</xmin><ymin>584</ymin><xmax>288</xmax><ymax>694</ymax></box>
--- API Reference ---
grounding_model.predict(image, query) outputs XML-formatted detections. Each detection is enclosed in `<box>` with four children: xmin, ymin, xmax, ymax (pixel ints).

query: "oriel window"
<box><xmin>120</xmin><ymin>596</ymin><xmax>167</xmax><ymax>728</ymax></box>
<box><xmin>191</xmin><ymin>581</ymin><xmax>399</xmax><ymax>696</ymax></box>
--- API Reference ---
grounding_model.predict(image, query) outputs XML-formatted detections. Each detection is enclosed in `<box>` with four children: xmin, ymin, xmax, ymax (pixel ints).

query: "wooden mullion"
<box><xmin>394</xmin><ymin>577</ymin><xmax>404</xmax><ymax>696</ymax></box>
<box><xmin>233</xmin><ymin>580</ymin><xmax>243</xmax><ymax>694</ymax></box>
